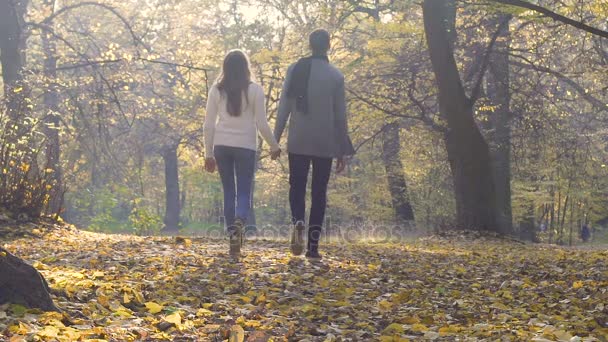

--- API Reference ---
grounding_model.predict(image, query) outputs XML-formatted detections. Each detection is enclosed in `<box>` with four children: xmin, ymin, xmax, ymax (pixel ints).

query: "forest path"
<box><xmin>1</xmin><ymin>227</ymin><xmax>606</xmax><ymax>341</ymax></box>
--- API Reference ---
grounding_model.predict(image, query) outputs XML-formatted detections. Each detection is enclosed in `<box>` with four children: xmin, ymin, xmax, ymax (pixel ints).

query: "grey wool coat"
<box><xmin>273</xmin><ymin>59</ymin><xmax>355</xmax><ymax>159</ymax></box>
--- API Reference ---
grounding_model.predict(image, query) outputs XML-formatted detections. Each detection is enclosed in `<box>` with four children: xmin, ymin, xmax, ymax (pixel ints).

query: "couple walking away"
<box><xmin>203</xmin><ymin>29</ymin><xmax>355</xmax><ymax>259</ymax></box>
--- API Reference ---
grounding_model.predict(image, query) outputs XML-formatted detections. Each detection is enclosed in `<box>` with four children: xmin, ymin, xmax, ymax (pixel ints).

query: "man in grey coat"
<box><xmin>274</xmin><ymin>29</ymin><xmax>355</xmax><ymax>259</ymax></box>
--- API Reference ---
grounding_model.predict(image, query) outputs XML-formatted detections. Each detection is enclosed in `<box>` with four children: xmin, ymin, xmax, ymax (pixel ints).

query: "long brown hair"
<box><xmin>217</xmin><ymin>50</ymin><xmax>251</xmax><ymax>117</ymax></box>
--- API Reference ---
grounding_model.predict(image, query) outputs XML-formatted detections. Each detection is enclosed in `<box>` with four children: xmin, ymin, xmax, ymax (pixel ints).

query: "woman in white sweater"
<box><xmin>203</xmin><ymin>50</ymin><xmax>281</xmax><ymax>256</ymax></box>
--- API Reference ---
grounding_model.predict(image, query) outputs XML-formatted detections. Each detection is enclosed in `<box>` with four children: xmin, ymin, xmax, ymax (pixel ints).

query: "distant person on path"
<box><xmin>203</xmin><ymin>50</ymin><xmax>281</xmax><ymax>257</ymax></box>
<box><xmin>274</xmin><ymin>29</ymin><xmax>355</xmax><ymax>260</ymax></box>
<box><xmin>581</xmin><ymin>223</ymin><xmax>591</xmax><ymax>243</ymax></box>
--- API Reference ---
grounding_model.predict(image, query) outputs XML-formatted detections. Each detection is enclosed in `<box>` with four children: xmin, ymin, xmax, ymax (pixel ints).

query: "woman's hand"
<box><xmin>336</xmin><ymin>157</ymin><xmax>347</xmax><ymax>174</ymax></box>
<box><xmin>204</xmin><ymin>157</ymin><xmax>216</xmax><ymax>173</ymax></box>
<box><xmin>270</xmin><ymin>148</ymin><xmax>282</xmax><ymax>160</ymax></box>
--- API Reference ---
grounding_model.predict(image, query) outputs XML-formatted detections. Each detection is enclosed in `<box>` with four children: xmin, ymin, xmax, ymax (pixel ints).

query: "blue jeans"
<box><xmin>214</xmin><ymin>145</ymin><xmax>256</xmax><ymax>231</ymax></box>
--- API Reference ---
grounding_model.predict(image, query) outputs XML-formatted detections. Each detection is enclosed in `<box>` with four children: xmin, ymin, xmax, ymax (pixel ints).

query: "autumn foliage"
<box><xmin>1</xmin><ymin>226</ymin><xmax>606</xmax><ymax>340</ymax></box>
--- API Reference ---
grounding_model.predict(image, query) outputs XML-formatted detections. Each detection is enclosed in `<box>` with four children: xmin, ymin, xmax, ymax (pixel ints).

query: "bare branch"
<box><xmin>40</xmin><ymin>1</ymin><xmax>149</xmax><ymax>50</ymax></box>
<box><xmin>469</xmin><ymin>15</ymin><xmax>511</xmax><ymax>104</ymax></box>
<box><xmin>488</xmin><ymin>0</ymin><xmax>608</xmax><ymax>39</ymax></box>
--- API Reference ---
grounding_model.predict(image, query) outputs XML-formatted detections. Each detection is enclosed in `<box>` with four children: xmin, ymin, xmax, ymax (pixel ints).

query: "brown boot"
<box><xmin>290</xmin><ymin>221</ymin><xmax>305</xmax><ymax>256</ymax></box>
<box><xmin>229</xmin><ymin>219</ymin><xmax>244</xmax><ymax>257</ymax></box>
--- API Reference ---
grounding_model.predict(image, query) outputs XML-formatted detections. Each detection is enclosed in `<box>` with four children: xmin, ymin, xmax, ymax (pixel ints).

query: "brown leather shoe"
<box><xmin>290</xmin><ymin>221</ymin><xmax>305</xmax><ymax>256</ymax></box>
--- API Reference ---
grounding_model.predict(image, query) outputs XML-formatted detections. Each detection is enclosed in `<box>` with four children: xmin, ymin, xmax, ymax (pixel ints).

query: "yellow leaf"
<box><xmin>239</xmin><ymin>295</ymin><xmax>252</xmax><ymax>303</ymax></box>
<box><xmin>60</xmin><ymin>327</ymin><xmax>82</xmax><ymax>340</ymax></box>
<box><xmin>245</xmin><ymin>320</ymin><xmax>262</xmax><ymax>328</ymax></box>
<box><xmin>399</xmin><ymin>316</ymin><xmax>420</xmax><ymax>324</ymax></box>
<box><xmin>382</xmin><ymin>323</ymin><xmax>404</xmax><ymax>336</ymax></box>
<box><xmin>123</xmin><ymin>292</ymin><xmax>131</xmax><ymax>304</ymax></box>
<box><xmin>316</xmin><ymin>277</ymin><xmax>330</xmax><ymax>287</ymax></box>
<box><xmin>97</xmin><ymin>295</ymin><xmax>110</xmax><ymax>308</ymax></box>
<box><xmin>255</xmin><ymin>293</ymin><xmax>266</xmax><ymax>305</ymax></box>
<box><xmin>411</xmin><ymin>323</ymin><xmax>428</xmax><ymax>332</ymax></box>
<box><xmin>301</xmin><ymin>304</ymin><xmax>317</xmax><ymax>313</ymax></box>
<box><xmin>572</xmin><ymin>281</ymin><xmax>584</xmax><ymax>289</ymax></box>
<box><xmin>553</xmin><ymin>329</ymin><xmax>574</xmax><ymax>341</ymax></box>
<box><xmin>92</xmin><ymin>271</ymin><xmax>104</xmax><ymax>279</ymax></box>
<box><xmin>37</xmin><ymin>325</ymin><xmax>59</xmax><ymax>338</ymax></box>
<box><xmin>380</xmin><ymin>337</ymin><xmax>410</xmax><ymax>342</ymax></box>
<box><xmin>133</xmin><ymin>290</ymin><xmax>145</xmax><ymax>304</ymax></box>
<box><xmin>379</xmin><ymin>300</ymin><xmax>393</xmax><ymax>311</ymax></box>
<box><xmin>439</xmin><ymin>325</ymin><xmax>462</xmax><ymax>335</ymax></box>
<box><xmin>9</xmin><ymin>322</ymin><xmax>29</xmax><ymax>334</ymax></box>
<box><xmin>228</xmin><ymin>324</ymin><xmax>245</xmax><ymax>342</ymax></box>
<box><xmin>33</xmin><ymin>261</ymin><xmax>49</xmax><ymax>270</ymax></box>
<box><xmin>145</xmin><ymin>302</ymin><xmax>164</xmax><ymax>314</ymax></box>
<box><xmin>196</xmin><ymin>308</ymin><xmax>213</xmax><ymax>317</ymax></box>
<box><xmin>164</xmin><ymin>312</ymin><xmax>181</xmax><ymax>326</ymax></box>
<box><xmin>115</xmin><ymin>308</ymin><xmax>133</xmax><ymax>318</ymax></box>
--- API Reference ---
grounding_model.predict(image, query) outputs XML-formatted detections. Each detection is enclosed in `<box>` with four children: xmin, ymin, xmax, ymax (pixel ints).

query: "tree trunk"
<box><xmin>519</xmin><ymin>201</ymin><xmax>538</xmax><ymax>242</ymax></box>
<box><xmin>486</xmin><ymin>14</ymin><xmax>513</xmax><ymax>235</ymax></box>
<box><xmin>162</xmin><ymin>145</ymin><xmax>180</xmax><ymax>233</ymax></box>
<box><xmin>41</xmin><ymin>2</ymin><xmax>63</xmax><ymax>217</ymax></box>
<box><xmin>381</xmin><ymin>122</ymin><xmax>415</xmax><ymax>223</ymax></box>
<box><xmin>356</xmin><ymin>2</ymin><xmax>415</xmax><ymax>226</ymax></box>
<box><xmin>0</xmin><ymin>247</ymin><xmax>58</xmax><ymax>311</ymax></box>
<box><xmin>0</xmin><ymin>0</ymin><xmax>28</xmax><ymax>122</ymax></box>
<box><xmin>423</xmin><ymin>0</ymin><xmax>498</xmax><ymax>231</ymax></box>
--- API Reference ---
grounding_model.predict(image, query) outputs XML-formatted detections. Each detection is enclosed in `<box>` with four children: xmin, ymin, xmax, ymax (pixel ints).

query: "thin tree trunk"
<box><xmin>0</xmin><ymin>0</ymin><xmax>28</xmax><ymax>122</ymax></box>
<box><xmin>41</xmin><ymin>2</ymin><xmax>63</xmax><ymax>216</ymax></box>
<box><xmin>549</xmin><ymin>190</ymin><xmax>555</xmax><ymax>244</ymax></box>
<box><xmin>423</xmin><ymin>0</ymin><xmax>498</xmax><ymax>231</ymax></box>
<box><xmin>381</xmin><ymin>122</ymin><xmax>415</xmax><ymax>224</ymax></box>
<box><xmin>519</xmin><ymin>200</ymin><xmax>537</xmax><ymax>242</ymax></box>
<box><xmin>486</xmin><ymin>13</ymin><xmax>513</xmax><ymax>235</ymax></box>
<box><xmin>559</xmin><ymin>194</ymin><xmax>569</xmax><ymax>244</ymax></box>
<box><xmin>162</xmin><ymin>145</ymin><xmax>180</xmax><ymax>233</ymax></box>
<box><xmin>568</xmin><ymin>199</ymin><xmax>575</xmax><ymax>246</ymax></box>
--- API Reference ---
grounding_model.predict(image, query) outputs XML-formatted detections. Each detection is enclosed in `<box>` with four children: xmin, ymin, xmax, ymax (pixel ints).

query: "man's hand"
<box><xmin>336</xmin><ymin>157</ymin><xmax>347</xmax><ymax>174</ymax></box>
<box><xmin>204</xmin><ymin>157</ymin><xmax>216</xmax><ymax>173</ymax></box>
<box><xmin>270</xmin><ymin>148</ymin><xmax>282</xmax><ymax>160</ymax></box>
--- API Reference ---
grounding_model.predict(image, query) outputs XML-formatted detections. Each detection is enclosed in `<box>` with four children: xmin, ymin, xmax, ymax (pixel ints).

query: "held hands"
<box><xmin>204</xmin><ymin>157</ymin><xmax>216</xmax><ymax>173</ymax></box>
<box><xmin>336</xmin><ymin>157</ymin><xmax>347</xmax><ymax>174</ymax></box>
<box><xmin>270</xmin><ymin>148</ymin><xmax>282</xmax><ymax>160</ymax></box>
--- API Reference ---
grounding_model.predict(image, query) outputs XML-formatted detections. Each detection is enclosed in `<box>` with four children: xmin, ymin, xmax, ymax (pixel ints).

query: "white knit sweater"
<box><xmin>203</xmin><ymin>83</ymin><xmax>280</xmax><ymax>158</ymax></box>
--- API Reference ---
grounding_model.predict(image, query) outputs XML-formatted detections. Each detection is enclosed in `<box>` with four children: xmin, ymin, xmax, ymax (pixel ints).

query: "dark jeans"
<box><xmin>214</xmin><ymin>145</ymin><xmax>256</xmax><ymax>231</ymax></box>
<box><xmin>288</xmin><ymin>153</ymin><xmax>332</xmax><ymax>251</ymax></box>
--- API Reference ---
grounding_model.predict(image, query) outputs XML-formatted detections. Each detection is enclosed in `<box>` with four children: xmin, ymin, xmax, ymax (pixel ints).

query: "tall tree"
<box><xmin>41</xmin><ymin>0</ymin><xmax>63</xmax><ymax>216</ymax></box>
<box><xmin>422</xmin><ymin>0</ymin><xmax>499</xmax><ymax>231</ymax></box>
<box><xmin>382</xmin><ymin>122</ymin><xmax>415</xmax><ymax>223</ymax></box>
<box><xmin>484</xmin><ymin>14</ymin><xmax>513</xmax><ymax>234</ymax></box>
<box><xmin>353</xmin><ymin>0</ymin><xmax>415</xmax><ymax>224</ymax></box>
<box><xmin>162</xmin><ymin>144</ymin><xmax>180</xmax><ymax>232</ymax></box>
<box><xmin>0</xmin><ymin>0</ymin><xmax>28</xmax><ymax>121</ymax></box>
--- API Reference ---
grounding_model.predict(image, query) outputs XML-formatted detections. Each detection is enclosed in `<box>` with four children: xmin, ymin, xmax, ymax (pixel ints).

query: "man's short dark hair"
<box><xmin>309</xmin><ymin>29</ymin><xmax>330</xmax><ymax>55</ymax></box>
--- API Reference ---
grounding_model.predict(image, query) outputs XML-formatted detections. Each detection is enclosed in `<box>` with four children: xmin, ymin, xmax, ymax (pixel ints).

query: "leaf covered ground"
<box><xmin>1</xmin><ymin>225</ymin><xmax>607</xmax><ymax>341</ymax></box>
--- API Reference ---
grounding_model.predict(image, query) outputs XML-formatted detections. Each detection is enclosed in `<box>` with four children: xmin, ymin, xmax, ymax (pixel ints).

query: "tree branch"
<box><xmin>508</xmin><ymin>57</ymin><xmax>607</xmax><ymax>112</ymax></box>
<box><xmin>469</xmin><ymin>15</ymin><xmax>511</xmax><ymax>104</ymax></box>
<box><xmin>40</xmin><ymin>1</ymin><xmax>149</xmax><ymax>50</ymax></box>
<box><xmin>489</xmin><ymin>0</ymin><xmax>608</xmax><ymax>39</ymax></box>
